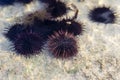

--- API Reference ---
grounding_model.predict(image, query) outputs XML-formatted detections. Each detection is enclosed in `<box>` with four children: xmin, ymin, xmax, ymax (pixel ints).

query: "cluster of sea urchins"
<box><xmin>4</xmin><ymin>0</ymin><xmax>83</xmax><ymax>59</ymax></box>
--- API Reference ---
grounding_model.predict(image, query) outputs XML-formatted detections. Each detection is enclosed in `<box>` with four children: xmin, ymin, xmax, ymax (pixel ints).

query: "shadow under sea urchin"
<box><xmin>48</xmin><ymin>31</ymin><xmax>78</xmax><ymax>59</ymax></box>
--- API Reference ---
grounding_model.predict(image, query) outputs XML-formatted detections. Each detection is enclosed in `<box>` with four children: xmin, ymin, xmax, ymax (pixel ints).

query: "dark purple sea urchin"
<box><xmin>58</xmin><ymin>19</ymin><xmax>83</xmax><ymax>36</ymax></box>
<box><xmin>89</xmin><ymin>6</ymin><xmax>115</xmax><ymax>24</ymax></box>
<box><xmin>48</xmin><ymin>31</ymin><xmax>78</xmax><ymax>59</ymax></box>
<box><xmin>40</xmin><ymin>0</ymin><xmax>67</xmax><ymax>18</ymax></box>
<box><xmin>13</xmin><ymin>31</ymin><xmax>44</xmax><ymax>57</ymax></box>
<box><xmin>4</xmin><ymin>24</ymin><xmax>25</xmax><ymax>42</ymax></box>
<box><xmin>49</xmin><ymin>1</ymin><xmax>67</xmax><ymax>18</ymax></box>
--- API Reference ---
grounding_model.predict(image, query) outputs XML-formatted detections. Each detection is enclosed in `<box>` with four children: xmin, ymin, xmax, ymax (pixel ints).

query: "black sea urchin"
<box><xmin>45</xmin><ymin>0</ymin><xmax>68</xmax><ymax>18</ymax></box>
<box><xmin>4</xmin><ymin>24</ymin><xmax>25</xmax><ymax>42</ymax></box>
<box><xmin>48</xmin><ymin>31</ymin><xmax>78</xmax><ymax>59</ymax></box>
<box><xmin>59</xmin><ymin>20</ymin><xmax>83</xmax><ymax>36</ymax></box>
<box><xmin>13</xmin><ymin>31</ymin><xmax>44</xmax><ymax>57</ymax></box>
<box><xmin>89</xmin><ymin>7</ymin><xmax>115</xmax><ymax>24</ymax></box>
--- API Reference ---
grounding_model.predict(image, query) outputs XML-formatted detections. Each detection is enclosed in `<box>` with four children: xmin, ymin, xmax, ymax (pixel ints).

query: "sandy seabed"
<box><xmin>0</xmin><ymin>0</ymin><xmax>120</xmax><ymax>80</ymax></box>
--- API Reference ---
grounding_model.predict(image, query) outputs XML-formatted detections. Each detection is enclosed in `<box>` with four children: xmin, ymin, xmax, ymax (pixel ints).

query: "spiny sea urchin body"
<box><xmin>59</xmin><ymin>20</ymin><xmax>83</xmax><ymax>36</ymax></box>
<box><xmin>4</xmin><ymin>21</ymin><xmax>53</xmax><ymax>57</ymax></box>
<box><xmin>89</xmin><ymin>7</ymin><xmax>115</xmax><ymax>24</ymax></box>
<box><xmin>4</xmin><ymin>24</ymin><xmax>25</xmax><ymax>42</ymax></box>
<box><xmin>46</xmin><ymin>0</ymin><xmax>67</xmax><ymax>18</ymax></box>
<box><xmin>13</xmin><ymin>31</ymin><xmax>44</xmax><ymax>57</ymax></box>
<box><xmin>48</xmin><ymin>31</ymin><xmax>78</xmax><ymax>59</ymax></box>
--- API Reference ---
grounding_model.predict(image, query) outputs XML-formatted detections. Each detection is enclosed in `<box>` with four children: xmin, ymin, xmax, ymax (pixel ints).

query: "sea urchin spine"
<box><xmin>48</xmin><ymin>31</ymin><xmax>78</xmax><ymax>59</ymax></box>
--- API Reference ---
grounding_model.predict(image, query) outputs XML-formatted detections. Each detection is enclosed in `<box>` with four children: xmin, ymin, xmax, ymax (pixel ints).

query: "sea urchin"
<box><xmin>89</xmin><ymin>6</ymin><xmax>115</xmax><ymax>24</ymax></box>
<box><xmin>13</xmin><ymin>31</ymin><xmax>44</xmax><ymax>57</ymax></box>
<box><xmin>48</xmin><ymin>31</ymin><xmax>78</xmax><ymax>59</ymax></box>
<box><xmin>46</xmin><ymin>0</ymin><xmax>68</xmax><ymax>18</ymax></box>
<box><xmin>4</xmin><ymin>24</ymin><xmax>25</xmax><ymax>42</ymax></box>
<box><xmin>59</xmin><ymin>19</ymin><xmax>83</xmax><ymax>36</ymax></box>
